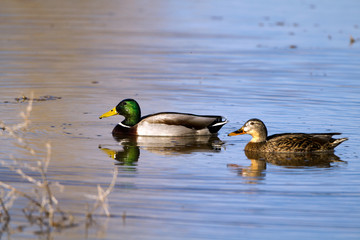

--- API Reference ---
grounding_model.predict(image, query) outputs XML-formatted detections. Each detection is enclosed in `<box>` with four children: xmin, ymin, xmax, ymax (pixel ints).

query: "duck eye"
<box><xmin>122</xmin><ymin>102</ymin><xmax>127</xmax><ymax>106</ymax></box>
<box><xmin>249</xmin><ymin>122</ymin><xmax>254</xmax><ymax>126</ymax></box>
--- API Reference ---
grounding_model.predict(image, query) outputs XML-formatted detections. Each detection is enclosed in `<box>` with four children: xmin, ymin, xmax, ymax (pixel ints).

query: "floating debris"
<box><xmin>350</xmin><ymin>35</ymin><xmax>356</xmax><ymax>45</ymax></box>
<box><xmin>289</xmin><ymin>45</ymin><xmax>297</xmax><ymax>49</ymax></box>
<box><xmin>14</xmin><ymin>95</ymin><xmax>62</xmax><ymax>103</ymax></box>
<box><xmin>14</xmin><ymin>95</ymin><xmax>30</xmax><ymax>102</ymax></box>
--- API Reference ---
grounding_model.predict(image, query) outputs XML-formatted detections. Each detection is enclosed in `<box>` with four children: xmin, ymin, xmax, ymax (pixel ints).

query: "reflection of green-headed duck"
<box><xmin>100</xmin><ymin>99</ymin><xmax>227</xmax><ymax>136</ymax></box>
<box><xmin>228</xmin><ymin>118</ymin><xmax>348</xmax><ymax>152</ymax></box>
<box><xmin>100</xmin><ymin>145</ymin><xmax>139</xmax><ymax>165</ymax></box>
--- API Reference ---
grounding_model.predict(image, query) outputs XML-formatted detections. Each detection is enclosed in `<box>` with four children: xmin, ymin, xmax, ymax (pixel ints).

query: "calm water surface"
<box><xmin>1</xmin><ymin>0</ymin><xmax>360</xmax><ymax>239</ymax></box>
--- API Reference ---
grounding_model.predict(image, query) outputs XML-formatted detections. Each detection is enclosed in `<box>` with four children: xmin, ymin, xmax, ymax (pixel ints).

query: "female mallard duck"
<box><xmin>228</xmin><ymin>118</ymin><xmax>348</xmax><ymax>152</ymax></box>
<box><xmin>99</xmin><ymin>99</ymin><xmax>227</xmax><ymax>136</ymax></box>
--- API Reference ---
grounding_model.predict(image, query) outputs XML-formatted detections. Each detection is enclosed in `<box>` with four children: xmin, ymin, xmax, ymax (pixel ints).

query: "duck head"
<box><xmin>228</xmin><ymin>118</ymin><xmax>268</xmax><ymax>142</ymax></box>
<box><xmin>99</xmin><ymin>99</ymin><xmax>141</xmax><ymax>126</ymax></box>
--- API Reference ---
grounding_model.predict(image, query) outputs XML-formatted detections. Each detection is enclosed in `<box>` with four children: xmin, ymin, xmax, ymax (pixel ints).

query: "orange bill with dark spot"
<box><xmin>228</xmin><ymin>127</ymin><xmax>245</xmax><ymax>136</ymax></box>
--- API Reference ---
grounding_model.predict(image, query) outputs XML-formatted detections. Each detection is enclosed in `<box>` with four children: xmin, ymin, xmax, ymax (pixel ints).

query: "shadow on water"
<box><xmin>99</xmin><ymin>135</ymin><xmax>224</xmax><ymax>166</ymax></box>
<box><xmin>228</xmin><ymin>150</ymin><xmax>347</xmax><ymax>184</ymax></box>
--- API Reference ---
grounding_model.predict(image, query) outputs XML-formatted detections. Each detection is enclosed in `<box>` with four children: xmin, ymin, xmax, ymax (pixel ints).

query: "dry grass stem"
<box><xmin>0</xmin><ymin>95</ymin><xmax>117</xmax><ymax>237</ymax></box>
<box><xmin>86</xmin><ymin>167</ymin><xmax>118</xmax><ymax>218</ymax></box>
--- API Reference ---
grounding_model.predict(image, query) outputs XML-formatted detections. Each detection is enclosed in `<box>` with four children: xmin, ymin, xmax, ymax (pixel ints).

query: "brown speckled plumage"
<box><xmin>228</xmin><ymin>119</ymin><xmax>348</xmax><ymax>153</ymax></box>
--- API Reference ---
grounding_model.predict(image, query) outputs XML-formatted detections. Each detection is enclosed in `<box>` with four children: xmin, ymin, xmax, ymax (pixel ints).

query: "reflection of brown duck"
<box><xmin>228</xmin><ymin>119</ymin><xmax>348</xmax><ymax>152</ymax></box>
<box><xmin>245</xmin><ymin>150</ymin><xmax>346</xmax><ymax>168</ymax></box>
<box><xmin>228</xmin><ymin>159</ymin><xmax>266</xmax><ymax>179</ymax></box>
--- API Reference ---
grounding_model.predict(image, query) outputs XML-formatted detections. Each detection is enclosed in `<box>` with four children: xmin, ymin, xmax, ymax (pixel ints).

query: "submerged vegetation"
<box><xmin>0</xmin><ymin>95</ymin><xmax>117</xmax><ymax>237</ymax></box>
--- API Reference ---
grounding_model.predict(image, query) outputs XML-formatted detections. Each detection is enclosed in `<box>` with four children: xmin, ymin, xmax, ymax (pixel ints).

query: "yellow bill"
<box><xmin>100</xmin><ymin>147</ymin><xmax>117</xmax><ymax>160</ymax></box>
<box><xmin>99</xmin><ymin>107</ymin><xmax>118</xmax><ymax>119</ymax></box>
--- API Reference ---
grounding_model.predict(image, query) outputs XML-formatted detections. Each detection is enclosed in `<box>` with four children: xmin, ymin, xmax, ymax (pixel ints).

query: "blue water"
<box><xmin>0</xmin><ymin>0</ymin><xmax>360</xmax><ymax>239</ymax></box>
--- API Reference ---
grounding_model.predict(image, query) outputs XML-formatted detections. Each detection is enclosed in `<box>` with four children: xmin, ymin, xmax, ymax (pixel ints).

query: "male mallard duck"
<box><xmin>228</xmin><ymin>118</ymin><xmax>348</xmax><ymax>152</ymax></box>
<box><xmin>99</xmin><ymin>99</ymin><xmax>227</xmax><ymax>136</ymax></box>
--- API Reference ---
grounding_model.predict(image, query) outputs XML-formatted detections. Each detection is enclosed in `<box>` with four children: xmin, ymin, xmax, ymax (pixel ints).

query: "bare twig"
<box><xmin>0</xmin><ymin>93</ymin><xmax>115</xmax><ymax>236</ymax></box>
<box><xmin>0</xmin><ymin>182</ymin><xmax>41</xmax><ymax>208</ymax></box>
<box><xmin>0</xmin><ymin>197</ymin><xmax>11</xmax><ymax>239</ymax></box>
<box><xmin>86</xmin><ymin>168</ymin><xmax>118</xmax><ymax>218</ymax></box>
<box><xmin>0</xmin><ymin>197</ymin><xmax>10</xmax><ymax>221</ymax></box>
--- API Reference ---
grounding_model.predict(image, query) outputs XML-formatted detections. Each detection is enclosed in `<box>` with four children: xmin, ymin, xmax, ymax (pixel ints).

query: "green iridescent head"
<box><xmin>99</xmin><ymin>99</ymin><xmax>141</xmax><ymax>126</ymax></box>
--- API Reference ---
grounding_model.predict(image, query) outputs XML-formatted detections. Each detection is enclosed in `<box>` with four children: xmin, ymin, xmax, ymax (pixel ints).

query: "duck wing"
<box><xmin>140</xmin><ymin>112</ymin><xmax>227</xmax><ymax>132</ymax></box>
<box><xmin>266</xmin><ymin>133</ymin><xmax>347</xmax><ymax>152</ymax></box>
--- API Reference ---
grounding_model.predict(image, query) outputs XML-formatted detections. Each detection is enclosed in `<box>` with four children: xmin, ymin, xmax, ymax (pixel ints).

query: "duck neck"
<box><xmin>122</xmin><ymin>113</ymin><xmax>140</xmax><ymax>127</ymax></box>
<box><xmin>250</xmin><ymin>132</ymin><xmax>267</xmax><ymax>143</ymax></box>
<box><xmin>249</xmin><ymin>124</ymin><xmax>268</xmax><ymax>143</ymax></box>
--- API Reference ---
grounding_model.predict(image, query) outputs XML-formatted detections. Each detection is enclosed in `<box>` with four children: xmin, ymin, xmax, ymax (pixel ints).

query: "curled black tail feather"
<box><xmin>208</xmin><ymin>117</ymin><xmax>228</xmax><ymax>133</ymax></box>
